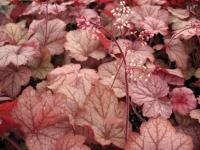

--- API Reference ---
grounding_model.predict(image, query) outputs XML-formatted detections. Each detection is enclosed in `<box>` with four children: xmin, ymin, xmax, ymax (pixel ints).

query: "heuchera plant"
<box><xmin>0</xmin><ymin>0</ymin><xmax>199</xmax><ymax>149</ymax></box>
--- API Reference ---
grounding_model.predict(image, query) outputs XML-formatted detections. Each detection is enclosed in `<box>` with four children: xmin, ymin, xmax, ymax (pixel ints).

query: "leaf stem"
<box><xmin>91</xmin><ymin>22</ymin><xmax>130</xmax><ymax>141</ymax></box>
<box><xmin>5</xmin><ymin>137</ymin><xmax>21</xmax><ymax>150</ymax></box>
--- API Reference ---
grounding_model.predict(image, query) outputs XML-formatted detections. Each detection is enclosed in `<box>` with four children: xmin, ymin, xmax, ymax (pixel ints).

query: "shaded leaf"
<box><xmin>177</xmin><ymin>124</ymin><xmax>200</xmax><ymax>150</ymax></box>
<box><xmin>165</xmin><ymin>39</ymin><xmax>188</xmax><ymax>69</ymax></box>
<box><xmin>29</xmin><ymin>48</ymin><xmax>54</xmax><ymax>79</ymax></box>
<box><xmin>154</xmin><ymin>67</ymin><xmax>184</xmax><ymax>85</ymax></box>
<box><xmin>0</xmin><ymin>65</ymin><xmax>31</xmax><ymax>97</ymax></box>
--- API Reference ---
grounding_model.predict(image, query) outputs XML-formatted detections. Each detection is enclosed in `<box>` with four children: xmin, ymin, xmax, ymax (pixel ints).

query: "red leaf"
<box><xmin>0</xmin><ymin>101</ymin><xmax>19</xmax><ymax>136</ymax></box>
<box><xmin>96</xmin><ymin>32</ymin><xmax>111</xmax><ymax>49</ymax></box>
<box><xmin>10</xmin><ymin>3</ymin><xmax>27</xmax><ymax>21</ymax></box>
<box><xmin>0</xmin><ymin>101</ymin><xmax>16</xmax><ymax>113</ymax></box>
<box><xmin>0</xmin><ymin>115</ymin><xmax>19</xmax><ymax>136</ymax></box>
<box><xmin>125</xmin><ymin>117</ymin><xmax>193</xmax><ymax>150</ymax></box>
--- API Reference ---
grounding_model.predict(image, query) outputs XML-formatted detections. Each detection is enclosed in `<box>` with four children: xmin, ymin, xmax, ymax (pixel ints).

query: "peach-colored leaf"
<box><xmin>130</xmin><ymin>75</ymin><xmax>172</xmax><ymax>118</ymax></box>
<box><xmin>76</xmin><ymin>83</ymin><xmax>126</xmax><ymax>148</ymax></box>
<box><xmin>0</xmin><ymin>65</ymin><xmax>31</xmax><ymax>97</ymax></box>
<box><xmin>167</xmin><ymin>7</ymin><xmax>189</xmax><ymax>19</ymax></box>
<box><xmin>125</xmin><ymin>117</ymin><xmax>193</xmax><ymax>150</ymax></box>
<box><xmin>55</xmin><ymin>133</ymin><xmax>90</xmax><ymax>150</ymax></box>
<box><xmin>12</xmin><ymin>87</ymin><xmax>72</xmax><ymax>150</ymax></box>
<box><xmin>165</xmin><ymin>38</ymin><xmax>188</xmax><ymax>69</ymax></box>
<box><xmin>98</xmin><ymin>60</ymin><xmax>126</xmax><ymax>98</ymax></box>
<box><xmin>0</xmin><ymin>0</ymin><xmax>9</xmax><ymax>6</ymax></box>
<box><xmin>64</xmin><ymin>28</ymin><xmax>105</xmax><ymax>61</ymax></box>
<box><xmin>190</xmin><ymin>110</ymin><xmax>200</xmax><ymax>123</ymax></box>
<box><xmin>4</xmin><ymin>22</ymin><xmax>28</xmax><ymax>45</ymax></box>
<box><xmin>29</xmin><ymin>19</ymin><xmax>66</xmax><ymax>55</ymax></box>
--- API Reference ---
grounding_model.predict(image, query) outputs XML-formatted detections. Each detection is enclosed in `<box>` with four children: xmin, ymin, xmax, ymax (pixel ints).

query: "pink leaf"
<box><xmin>76</xmin><ymin>83</ymin><xmax>126</xmax><ymax>148</ymax></box>
<box><xmin>29</xmin><ymin>19</ymin><xmax>66</xmax><ymax>55</ymax></box>
<box><xmin>0</xmin><ymin>65</ymin><xmax>31</xmax><ymax>97</ymax></box>
<box><xmin>55</xmin><ymin>133</ymin><xmax>90</xmax><ymax>150</ymax></box>
<box><xmin>131</xmin><ymin>5</ymin><xmax>168</xmax><ymax>28</ymax></box>
<box><xmin>47</xmin><ymin>64</ymin><xmax>99</xmax><ymax>121</ymax></box>
<box><xmin>141</xmin><ymin>17</ymin><xmax>168</xmax><ymax>35</ymax></box>
<box><xmin>165</xmin><ymin>38</ymin><xmax>189</xmax><ymax>69</ymax></box>
<box><xmin>0</xmin><ymin>44</ymin><xmax>38</xmax><ymax>67</ymax></box>
<box><xmin>64</xmin><ymin>28</ymin><xmax>105</xmax><ymax>61</ymax></box>
<box><xmin>172</xmin><ymin>18</ymin><xmax>200</xmax><ymax>40</ymax></box>
<box><xmin>170</xmin><ymin>87</ymin><xmax>197</xmax><ymax>116</ymax></box>
<box><xmin>130</xmin><ymin>75</ymin><xmax>172</xmax><ymax>118</ymax></box>
<box><xmin>12</xmin><ymin>87</ymin><xmax>72</xmax><ymax>150</ymax></box>
<box><xmin>132</xmin><ymin>0</ymin><xmax>166</xmax><ymax>5</ymax></box>
<box><xmin>110</xmin><ymin>40</ymin><xmax>154</xmax><ymax>65</ymax></box>
<box><xmin>125</xmin><ymin>117</ymin><xmax>193</xmax><ymax>150</ymax></box>
<box><xmin>26</xmin><ymin>122</ymin><xmax>71</xmax><ymax>150</ymax></box>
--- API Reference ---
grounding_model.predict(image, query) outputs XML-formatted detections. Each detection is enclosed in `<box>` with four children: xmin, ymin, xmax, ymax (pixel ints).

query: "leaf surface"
<box><xmin>0</xmin><ymin>66</ymin><xmax>31</xmax><ymax>97</ymax></box>
<box><xmin>125</xmin><ymin>117</ymin><xmax>193</xmax><ymax>150</ymax></box>
<box><xmin>76</xmin><ymin>83</ymin><xmax>126</xmax><ymax>148</ymax></box>
<box><xmin>130</xmin><ymin>75</ymin><xmax>172</xmax><ymax>118</ymax></box>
